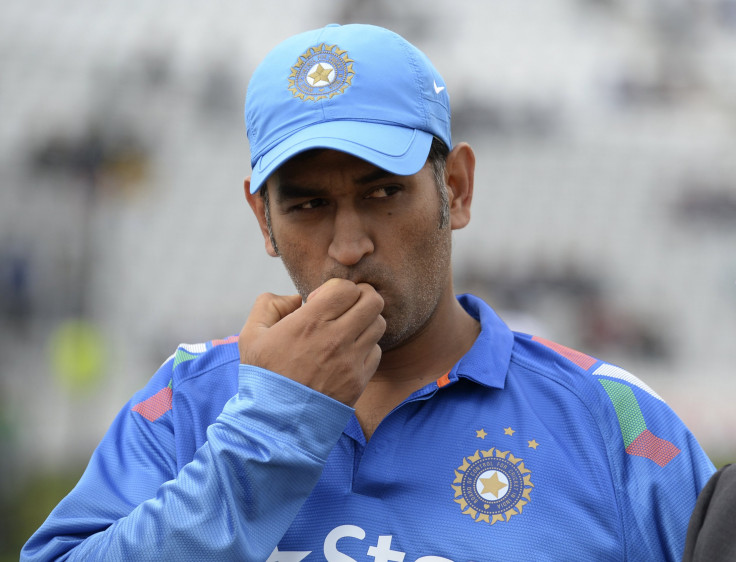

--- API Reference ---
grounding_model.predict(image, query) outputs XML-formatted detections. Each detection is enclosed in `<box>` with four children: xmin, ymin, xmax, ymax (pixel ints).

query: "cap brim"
<box><xmin>249</xmin><ymin>120</ymin><xmax>433</xmax><ymax>193</ymax></box>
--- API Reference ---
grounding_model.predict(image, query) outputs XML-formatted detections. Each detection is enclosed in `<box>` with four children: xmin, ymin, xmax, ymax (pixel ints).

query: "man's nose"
<box><xmin>327</xmin><ymin>207</ymin><xmax>374</xmax><ymax>266</ymax></box>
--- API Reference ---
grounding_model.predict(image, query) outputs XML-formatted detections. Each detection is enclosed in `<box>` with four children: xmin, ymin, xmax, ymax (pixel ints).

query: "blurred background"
<box><xmin>1</xmin><ymin>0</ymin><xmax>735</xmax><ymax>556</ymax></box>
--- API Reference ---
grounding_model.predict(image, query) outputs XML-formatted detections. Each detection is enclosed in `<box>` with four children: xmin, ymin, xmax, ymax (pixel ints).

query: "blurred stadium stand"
<box><xmin>1</xmin><ymin>0</ymin><xmax>735</xmax><ymax>555</ymax></box>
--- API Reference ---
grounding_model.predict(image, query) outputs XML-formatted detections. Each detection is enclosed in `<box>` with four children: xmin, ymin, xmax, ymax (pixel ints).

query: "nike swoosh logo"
<box><xmin>433</xmin><ymin>80</ymin><xmax>445</xmax><ymax>94</ymax></box>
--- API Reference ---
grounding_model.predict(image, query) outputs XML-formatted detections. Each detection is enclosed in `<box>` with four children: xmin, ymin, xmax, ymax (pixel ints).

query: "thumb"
<box><xmin>239</xmin><ymin>293</ymin><xmax>301</xmax><ymax>366</ymax></box>
<box><xmin>248</xmin><ymin>293</ymin><xmax>303</xmax><ymax>330</ymax></box>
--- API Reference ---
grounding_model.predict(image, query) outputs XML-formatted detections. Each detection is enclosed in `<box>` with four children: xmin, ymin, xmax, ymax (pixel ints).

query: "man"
<box><xmin>23</xmin><ymin>23</ymin><xmax>714</xmax><ymax>561</ymax></box>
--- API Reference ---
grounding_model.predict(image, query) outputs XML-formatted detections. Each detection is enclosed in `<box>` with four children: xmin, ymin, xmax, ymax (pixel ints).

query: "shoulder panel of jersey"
<box><xmin>513</xmin><ymin>332</ymin><xmax>714</xmax><ymax>559</ymax></box>
<box><xmin>131</xmin><ymin>335</ymin><xmax>240</xmax><ymax>423</ymax></box>
<box><xmin>512</xmin><ymin>333</ymin><xmax>678</xmax><ymax>467</ymax></box>
<box><xmin>506</xmin><ymin>332</ymin><xmax>713</xmax><ymax>560</ymax></box>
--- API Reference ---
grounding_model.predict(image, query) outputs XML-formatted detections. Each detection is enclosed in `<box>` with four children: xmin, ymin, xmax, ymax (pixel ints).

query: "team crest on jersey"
<box><xmin>452</xmin><ymin>447</ymin><xmax>534</xmax><ymax>525</ymax></box>
<box><xmin>288</xmin><ymin>43</ymin><xmax>354</xmax><ymax>102</ymax></box>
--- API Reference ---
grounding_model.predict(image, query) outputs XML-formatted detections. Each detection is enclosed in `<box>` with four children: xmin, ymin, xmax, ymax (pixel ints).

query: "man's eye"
<box><xmin>294</xmin><ymin>198</ymin><xmax>327</xmax><ymax>210</ymax></box>
<box><xmin>367</xmin><ymin>186</ymin><xmax>400</xmax><ymax>199</ymax></box>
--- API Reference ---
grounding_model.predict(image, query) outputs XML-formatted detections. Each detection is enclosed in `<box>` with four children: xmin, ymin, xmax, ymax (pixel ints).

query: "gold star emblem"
<box><xmin>289</xmin><ymin>44</ymin><xmax>354</xmax><ymax>102</ymax></box>
<box><xmin>476</xmin><ymin>429</ymin><xmax>487</xmax><ymax>439</ymax></box>
<box><xmin>308</xmin><ymin>63</ymin><xmax>332</xmax><ymax>84</ymax></box>
<box><xmin>480</xmin><ymin>472</ymin><xmax>508</xmax><ymax>498</ymax></box>
<box><xmin>504</xmin><ymin>427</ymin><xmax>515</xmax><ymax>436</ymax></box>
<box><xmin>528</xmin><ymin>439</ymin><xmax>539</xmax><ymax>449</ymax></box>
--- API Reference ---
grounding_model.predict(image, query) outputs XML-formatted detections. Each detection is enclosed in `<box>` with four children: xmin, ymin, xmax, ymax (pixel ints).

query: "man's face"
<box><xmin>262</xmin><ymin>149</ymin><xmax>453</xmax><ymax>351</ymax></box>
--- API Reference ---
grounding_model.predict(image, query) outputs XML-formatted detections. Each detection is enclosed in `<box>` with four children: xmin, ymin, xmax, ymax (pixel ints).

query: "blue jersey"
<box><xmin>22</xmin><ymin>294</ymin><xmax>714</xmax><ymax>561</ymax></box>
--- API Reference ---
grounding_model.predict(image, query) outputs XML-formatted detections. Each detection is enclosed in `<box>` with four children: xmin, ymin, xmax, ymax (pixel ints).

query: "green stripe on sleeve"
<box><xmin>599</xmin><ymin>379</ymin><xmax>647</xmax><ymax>448</ymax></box>
<box><xmin>173</xmin><ymin>349</ymin><xmax>198</xmax><ymax>369</ymax></box>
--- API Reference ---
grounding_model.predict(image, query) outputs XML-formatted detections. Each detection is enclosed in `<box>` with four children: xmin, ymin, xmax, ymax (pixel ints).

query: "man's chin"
<box><xmin>378</xmin><ymin>325</ymin><xmax>412</xmax><ymax>353</ymax></box>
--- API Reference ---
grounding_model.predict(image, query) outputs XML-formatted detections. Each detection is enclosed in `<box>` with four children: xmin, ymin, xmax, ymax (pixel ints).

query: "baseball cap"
<box><xmin>245</xmin><ymin>23</ymin><xmax>452</xmax><ymax>193</ymax></box>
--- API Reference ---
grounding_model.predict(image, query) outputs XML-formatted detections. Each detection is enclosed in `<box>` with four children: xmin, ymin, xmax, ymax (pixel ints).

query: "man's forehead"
<box><xmin>267</xmin><ymin>149</ymin><xmax>407</xmax><ymax>193</ymax></box>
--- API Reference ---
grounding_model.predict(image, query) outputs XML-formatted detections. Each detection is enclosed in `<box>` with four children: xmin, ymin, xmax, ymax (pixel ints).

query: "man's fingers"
<box><xmin>329</xmin><ymin>283</ymin><xmax>384</xmax><ymax>340</ymax></box>
<box><xmin>364</xmin><ymin>342</ymin><xmax>382</xmax><ymax>373</ymax></box>
<box><xmin>306</xmin><ymin>277</ymin><xmax>349</xmax><ymax>302</ymax></box>
<box><xmin>356</xmin><ymin>313</ymin><xmax>386</xmax><ymax>349</ymax></box>
<box><xmin>302</xmin><ymin>278</ymin><xmax>363</xmax><ymax>321</ymax></box>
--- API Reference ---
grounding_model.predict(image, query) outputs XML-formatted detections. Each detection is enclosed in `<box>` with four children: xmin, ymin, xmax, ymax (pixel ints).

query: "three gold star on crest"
<box><xmin>475</xmin><ymin>427</ymin><xmax>540</xmax><ymax>449</ymax></box>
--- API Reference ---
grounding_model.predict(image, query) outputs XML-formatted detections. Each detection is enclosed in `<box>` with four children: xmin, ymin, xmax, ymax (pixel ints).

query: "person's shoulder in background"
<box><xmin>683</xmin><ymin>463</ymin><xmax>736</xmax><ymax>561</ymax></box>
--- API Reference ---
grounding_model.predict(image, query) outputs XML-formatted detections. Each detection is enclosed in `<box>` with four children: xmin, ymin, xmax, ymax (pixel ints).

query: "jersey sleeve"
<box><xmin>591</xmin><ymin>363</ymin><xmax>716</xmax><ymax>561</ymax></box>
<box><xmin>21</xmin><ymin>362</ymin><xmax>354</xmax><ymax>561</ymax></box>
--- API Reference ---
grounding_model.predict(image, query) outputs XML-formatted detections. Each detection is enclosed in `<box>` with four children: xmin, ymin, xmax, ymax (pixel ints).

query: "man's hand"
<box><xmin>239</xmin><ymin>278</ymin><xmax>385</xmax><ymax>406</ymax></box>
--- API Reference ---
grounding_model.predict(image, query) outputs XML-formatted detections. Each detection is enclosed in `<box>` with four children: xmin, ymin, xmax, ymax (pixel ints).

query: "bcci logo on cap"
<box><xmin>452</xmin><ymin>447</ymin><xmax>534</xmax><ymax>526</ymax></box>
<box><xmin>288</xmin><ymin>43</ymin><xmax>355</xmax><ymax>102</ymax></box>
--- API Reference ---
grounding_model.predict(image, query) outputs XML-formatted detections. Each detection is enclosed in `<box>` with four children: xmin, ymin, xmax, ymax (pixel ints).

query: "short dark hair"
<box><xmin>427</xmin><ymin>137</ymin><xmax>450</xmax><ymax>229</ymax></box>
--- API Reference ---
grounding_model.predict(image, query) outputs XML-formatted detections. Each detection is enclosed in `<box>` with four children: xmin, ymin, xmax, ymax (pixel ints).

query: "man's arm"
<box><xmin>22</xmin><ymin>279</ymin><xmax>384</xmax><ymax>560</ymax></box>
<box><xmin>21</xmin><ymin>364</ymin><xmax>354</xmax><ymax>561</ymax></box>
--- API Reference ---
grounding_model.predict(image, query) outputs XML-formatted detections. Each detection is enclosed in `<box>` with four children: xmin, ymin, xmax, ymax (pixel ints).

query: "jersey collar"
<box><xmin>450</xmin><ymin>293</ymin><xmax>514</xmax><ymax>390</ymax></box>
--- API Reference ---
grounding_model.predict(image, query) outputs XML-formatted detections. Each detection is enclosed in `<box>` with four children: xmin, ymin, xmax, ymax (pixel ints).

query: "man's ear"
<box><xmin>244</xmin><ymin>177</ymin><xmax>279</xmax><ymax>257</ymax></box>
<box><xmin>445</xmin><ymin>142</ymin><xmax>475</xmax><ymax>230</ymax></box>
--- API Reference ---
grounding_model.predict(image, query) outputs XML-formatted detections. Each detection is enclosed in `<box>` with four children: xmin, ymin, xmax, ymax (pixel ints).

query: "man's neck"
<box><xmin>354</xmin><ymin>291</ymin><xmax>480</xmax><ymax>440</ymax></box>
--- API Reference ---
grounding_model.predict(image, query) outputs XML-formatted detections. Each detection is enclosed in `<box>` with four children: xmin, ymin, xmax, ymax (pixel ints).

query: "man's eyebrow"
<box><xmin>274</xmin><ymin>169</ymin><xmax>400</xmax><ymax>201</ymax></box>
<box><xmin>274</xmin><ymin>183</ymin><xmax>325</xmax><ymax>201</ymax></box>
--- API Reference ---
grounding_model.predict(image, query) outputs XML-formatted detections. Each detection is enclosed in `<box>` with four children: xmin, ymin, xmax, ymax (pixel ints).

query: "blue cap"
<box><xmin>245</xmin><ymin>23</ymin><xmax>452</xmax><ymax>193</ymax></box>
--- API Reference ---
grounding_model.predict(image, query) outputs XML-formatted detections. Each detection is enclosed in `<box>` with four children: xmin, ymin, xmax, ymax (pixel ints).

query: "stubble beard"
<box><xmin>279</xmin><ymin>225</ymin><xmax>452</xmax><ymax>354</ymax></box>
<box><xmin>375</xmin><ymin>228</ymin><xmax>452</xmax><ymax>352</ymax></box>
